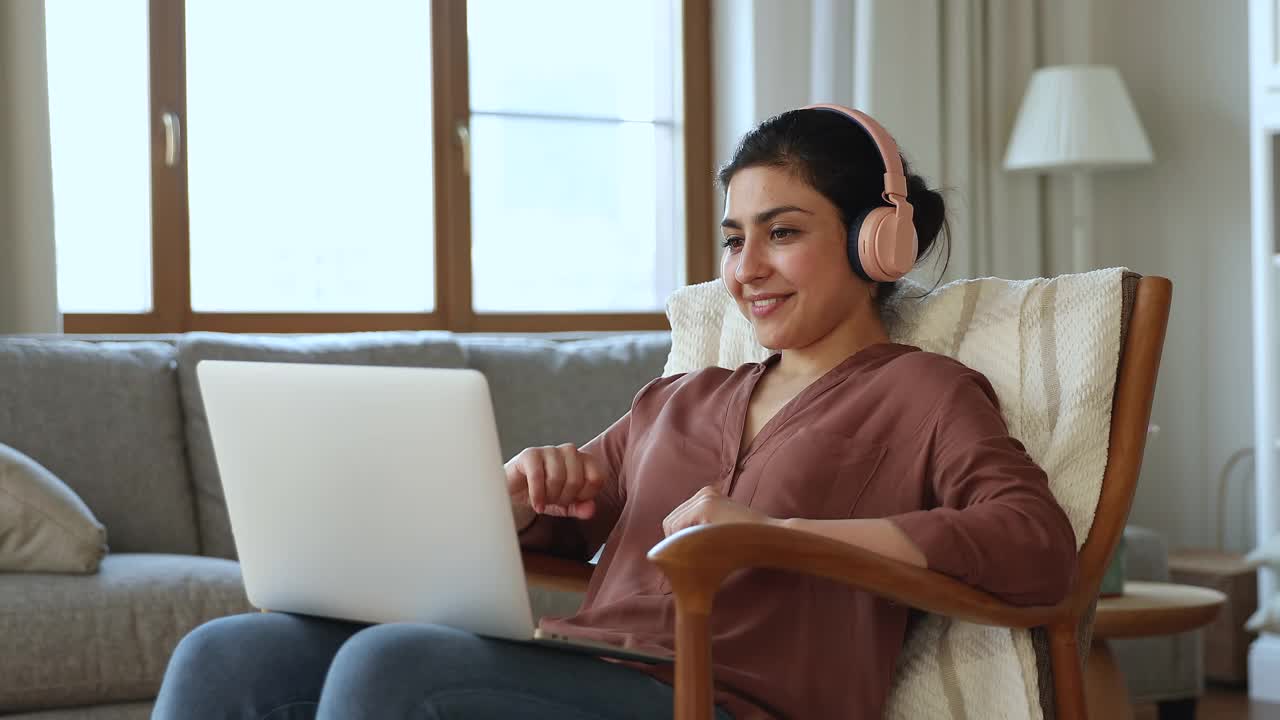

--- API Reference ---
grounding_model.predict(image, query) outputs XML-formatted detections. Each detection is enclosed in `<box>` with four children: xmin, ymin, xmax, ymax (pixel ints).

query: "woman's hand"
<box><xmin>505</xmin><ymin>443</ymin><xmax>606</xmax><ymax>524</ymax></box>
<box><xmin>662</xmin><ymin>485</ymin><xmax>777</xmax><ymax>537</ymax></box>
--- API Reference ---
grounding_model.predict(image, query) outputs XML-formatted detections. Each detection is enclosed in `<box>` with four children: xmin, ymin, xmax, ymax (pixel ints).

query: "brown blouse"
<box><xmin>518</xmin><ymin>343</ymin><xmax>1077</xmax><ymax>719</ymax></box>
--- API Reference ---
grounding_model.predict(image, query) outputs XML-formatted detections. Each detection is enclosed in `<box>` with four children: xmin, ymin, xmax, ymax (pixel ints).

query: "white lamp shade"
<box><xmin>1004</xmin><ymin>65</ymin><xmax>1154</xmax><ymax>172</ymax></box>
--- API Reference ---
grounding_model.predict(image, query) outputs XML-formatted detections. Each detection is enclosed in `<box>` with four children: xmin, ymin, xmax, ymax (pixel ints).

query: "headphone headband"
<box><xmin>802</xmin><ymin>103</ymin><xmax>908</xmax><ymax>201</ymax></box>
<box><xmin>798</xmin><ymin>103</ymin><xmax>919</xmax><ymax>282</ymax></box>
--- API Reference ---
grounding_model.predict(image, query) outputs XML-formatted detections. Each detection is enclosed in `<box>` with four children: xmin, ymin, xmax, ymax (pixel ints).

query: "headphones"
<box><xmin>802</xmin><ymin>103</ymin><xmax>918</xmax><ymax>283</ymax></box>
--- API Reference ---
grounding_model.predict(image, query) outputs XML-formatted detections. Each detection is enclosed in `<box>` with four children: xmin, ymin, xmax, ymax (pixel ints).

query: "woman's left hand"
<box><xmin>661</xmin><ymin>485</ymin><xmax>778</xmax><ymax>537</ymax></box>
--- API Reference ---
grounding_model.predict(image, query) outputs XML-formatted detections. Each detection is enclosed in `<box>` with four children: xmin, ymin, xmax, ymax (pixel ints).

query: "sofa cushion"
<box><xmin>0</xmin><ymin>443</ymin><xmax>108</xmax><ymax>573</ymax></box>
<box><xmin>0</xmin><ymin>553</ymin><xmax>252</xmax><ymax>714</ymax></box>
<box><xmin>176</xmin><ymin>332</ymin><xmax>468</xmax><ymax>559</ymax></box>
<box><xmin>459</xmin><ymin>333</ymin><xmax>670</xmax><ymax>460</ymax></box>
<box><xmin>0</xmin><ymin>339</ymin><xmax>198</xmax><ymax>554</ymax></box>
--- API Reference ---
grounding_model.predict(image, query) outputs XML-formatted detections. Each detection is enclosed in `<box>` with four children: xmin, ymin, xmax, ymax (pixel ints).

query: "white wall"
<box><xmin>1083</xmin><ymin>1</ymin><xmax>1255</xmax><ymax>552</ymax></box>
<box><xmin>711</xmin><ymin>0</ymin><xmax>1257</xmax><ymax>552</ymax></box>
<box><xmin>711</xmin><ymin>0</ymin><xmax>816</xmax><ymax>174</ymax></box>
<box><xmin>842</xmin><ymin>0</ymin><xmax>1257</xmax><ymax>553</ymax></box>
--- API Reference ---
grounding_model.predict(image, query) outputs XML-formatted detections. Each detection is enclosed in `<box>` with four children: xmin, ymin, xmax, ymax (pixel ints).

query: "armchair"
<box><xmin>522</xmin><ymin>274</ymin><xmax>1172</xmax><ymax>719</ymax></box>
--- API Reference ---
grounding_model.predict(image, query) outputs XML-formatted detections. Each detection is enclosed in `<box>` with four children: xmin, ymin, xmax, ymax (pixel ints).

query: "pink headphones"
<box><xmin>802</xmin><ymin>104</ymin><xmax>918</xmax><ymax>283</ymax></box>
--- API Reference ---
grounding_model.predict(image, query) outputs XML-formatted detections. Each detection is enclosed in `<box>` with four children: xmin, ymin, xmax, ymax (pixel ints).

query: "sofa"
<box><xmin>1114</xmin><ymin>526</ymin><xmax>1206</xmax><ymax>719</ymax></box>
<box><xmin>0</xmin><ymin>331</ymin><xmax>1202</xmax><ymax>718</ymax></box>
<box><xmin>0</xmin><ymin>331</ymin><xmax>668</xmax><ymax>718</ymax></box>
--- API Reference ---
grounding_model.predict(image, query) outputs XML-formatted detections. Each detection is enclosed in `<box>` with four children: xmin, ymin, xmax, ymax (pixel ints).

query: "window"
<box><xmin>46</xmin><ymin>0</ymin><xmax>153</xmax><ymax>315</ymax></box>
<box><xmin>48</xmin><ymin>0</ymin><xmax>713</xmax><ymax>333</ymax></box>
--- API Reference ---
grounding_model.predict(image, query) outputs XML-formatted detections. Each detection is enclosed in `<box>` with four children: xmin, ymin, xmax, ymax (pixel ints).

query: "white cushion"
<box><xmin>0</xmin><ymin>442</ymin><xmax>108</xmax><ymax>573</ymax></box>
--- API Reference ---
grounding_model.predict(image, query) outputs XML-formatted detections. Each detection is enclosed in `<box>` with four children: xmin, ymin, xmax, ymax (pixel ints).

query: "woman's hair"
<box><xmin>717</xmin><ymin>108</ymin><xmax>951</xmax><ymax>305</ymax></box>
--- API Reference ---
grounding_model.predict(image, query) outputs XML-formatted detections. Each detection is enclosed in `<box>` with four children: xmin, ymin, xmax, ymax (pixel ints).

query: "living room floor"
<box><xmin>1134</xmin><ymin>686</ymin><xmax>1280</xmax><ymax>720</ymax></box>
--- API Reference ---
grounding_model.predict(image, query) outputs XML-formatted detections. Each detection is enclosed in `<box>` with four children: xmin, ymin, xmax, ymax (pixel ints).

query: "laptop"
<box><xmin>196</xmin><ymin>359</ymin><xmax>671</xmax><ymax>665</ymax></box>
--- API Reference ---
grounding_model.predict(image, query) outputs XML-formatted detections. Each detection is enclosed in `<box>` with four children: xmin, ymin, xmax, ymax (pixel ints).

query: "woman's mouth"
<box><xmin>747</xmin><ymin>294</ymin><xmax>792</xmax><ymax>318</ymax></box>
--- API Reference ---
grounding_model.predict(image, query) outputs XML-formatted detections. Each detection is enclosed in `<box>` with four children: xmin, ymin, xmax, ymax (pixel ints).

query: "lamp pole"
<box><xmin>1072</xmin><ymin>170</ymin><xmax>1094</xmax><ymax>273</ymax></box>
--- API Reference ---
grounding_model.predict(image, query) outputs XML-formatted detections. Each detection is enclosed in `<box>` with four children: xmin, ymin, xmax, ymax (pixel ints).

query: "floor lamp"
<box><xmin>1004</xmin><ymin>65</ymin><xmax>1154</xmax><ymax>273</ymax></box>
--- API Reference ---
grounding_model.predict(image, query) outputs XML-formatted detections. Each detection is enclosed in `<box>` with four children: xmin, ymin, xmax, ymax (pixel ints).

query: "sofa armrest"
<box><xmin>1112</xmin><ymin>525</ymin><xmax>1205</xmax><ymax>704</ymax></box>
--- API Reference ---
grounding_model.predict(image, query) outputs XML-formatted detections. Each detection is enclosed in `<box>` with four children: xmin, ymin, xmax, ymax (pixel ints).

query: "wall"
<box><xmin>0</xmin><ymin>0</ymin><xmax>59</xmax><ymax>333</ymax></box>
<box><xmin>710</xmin><ymin>0</ymin><xmax>1257</xmax><ymax>552</ymax></box>
<box><xmin>1082</xmin><ymin>1</ymin><xmax>1254</xmax><ymax>551</ymax></box>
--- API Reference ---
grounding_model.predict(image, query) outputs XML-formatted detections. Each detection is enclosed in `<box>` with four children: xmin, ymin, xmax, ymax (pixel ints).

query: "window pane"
<box><xmin>468</xmin><ymin>0</ymin><xmax>674</xmax><ymax>120</ymax></box>
<box><xmin>469</xmin><ymin>116</ymin><xmax>679</xmax><ymax>313</ymax></box>
<box><xmin>186</xmin><ymin>0</ymin><xmax>433</xmax><ymax>313</ymax></box>
<box><xmin>45</xmin><ymin>0</ymin><xmax>152</xmax><ymax>314</ymax></box>
<box><xmin>467</xmin><ymin>0</ymin><xmax>682</xmax><ymax>314</ymax></box>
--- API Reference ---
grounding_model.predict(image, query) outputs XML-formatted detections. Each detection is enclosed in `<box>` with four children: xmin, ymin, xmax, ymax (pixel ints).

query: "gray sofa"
<box><xmin>1114</xmin><ymin>526</ymin><xmax>1205</xmax><ymax>719</ymax></box>
<box><xmin>0</xmin><ymin>331</ymin><xmax>668</xmax><ymax>718</ymax></box>
<box><xmin>0</xmin><ymin>331</ymin><xmax>1202</xmax><ymax>718</ymax></box>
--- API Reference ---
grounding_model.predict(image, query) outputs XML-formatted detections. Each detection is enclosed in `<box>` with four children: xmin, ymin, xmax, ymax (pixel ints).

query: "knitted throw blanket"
<box><xmin>663</xmin><ymin>269</ymin><xmax>1125</xmax><ymax>719</ymax></box>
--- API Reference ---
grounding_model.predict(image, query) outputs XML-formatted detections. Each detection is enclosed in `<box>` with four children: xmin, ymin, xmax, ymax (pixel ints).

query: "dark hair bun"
<box><xmin>906</xmin><ymin>173</ymin><xmax>946</xmax><ymax>264</ymax></box>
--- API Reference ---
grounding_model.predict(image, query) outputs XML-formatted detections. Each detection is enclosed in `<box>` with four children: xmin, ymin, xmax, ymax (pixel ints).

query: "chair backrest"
<box><xmin>658</xmin><ymin>269</ymin><xmax>1174</xmax><ymax>719</ymax></box>
<box><xmin>1069</xmin><ymin>273</ymin><xmax>1170</xmax><ymax>609</ymax></box>
<box><xmin>1037</xmin><ymin>273</ymin><xmax>1173</xmax><ymax>719</ymax></box>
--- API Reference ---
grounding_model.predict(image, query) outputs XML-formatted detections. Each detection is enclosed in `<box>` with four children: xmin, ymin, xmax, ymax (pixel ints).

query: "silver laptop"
<box><xmin>196</xmin><ymin>360</ymin><xmax>670</xmax><ymax>665</ymax></box>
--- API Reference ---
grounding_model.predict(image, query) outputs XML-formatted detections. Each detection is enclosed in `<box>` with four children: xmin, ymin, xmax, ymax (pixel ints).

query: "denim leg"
<box><xmin>154</xmin><ymin>612</ymin><xmax>366</xmax><ymax>720</ymax></box>
<box><xmin>316</xmin><ymin>623</ymin><xmax>734</xmax><ymax>720</ymax></box>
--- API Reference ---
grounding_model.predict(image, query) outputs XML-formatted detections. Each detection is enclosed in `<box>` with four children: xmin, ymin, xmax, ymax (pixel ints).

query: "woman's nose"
<box><xmin>735</xmin><ymin>238</ymin><xmax>769</xmax><ymax>284</ymax></box>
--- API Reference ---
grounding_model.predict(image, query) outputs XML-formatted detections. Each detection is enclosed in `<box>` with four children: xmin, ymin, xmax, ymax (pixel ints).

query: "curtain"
<box><xmin>850</xmin><ymin>0</ymin><xmax>1048</xmax><ymax>282</ymax></box>
<box><xmin>0</xmin><ymin>0</ymin><xmax>60</xmax><ymax>333</ymax></box>
<box><xmin>946</xmin><ymin>0</ymin><xmax>1046</xmax><ymax>281</ymax></box>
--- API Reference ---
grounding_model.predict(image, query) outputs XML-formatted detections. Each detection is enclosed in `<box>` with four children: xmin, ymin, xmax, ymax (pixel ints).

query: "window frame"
<box><xmin>62</xmin><ymin>0</ymin><xmax>715</xmax><ymax>334</ymax></box>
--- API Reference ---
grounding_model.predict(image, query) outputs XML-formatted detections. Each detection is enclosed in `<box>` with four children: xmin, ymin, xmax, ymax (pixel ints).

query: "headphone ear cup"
<box><xmin>847</xmin><ymin>208</ymin><xmax>876</xmax><ymax>282</ymax></box>
<box><xmin>856</xmin><ymin>207</ymin><xmax>898</xmax><ymax>282</ymax></box>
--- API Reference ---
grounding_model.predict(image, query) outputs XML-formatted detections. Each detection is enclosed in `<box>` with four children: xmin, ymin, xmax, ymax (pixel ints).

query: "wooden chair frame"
<box><xmin>521</xmin><ymin>276</ymin><xmax>1173</xmax><ymax>720</ymax></box>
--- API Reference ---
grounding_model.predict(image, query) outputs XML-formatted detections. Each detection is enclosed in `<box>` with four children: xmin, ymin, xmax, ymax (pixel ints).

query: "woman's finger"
<box><xmin>579</xmin><ymin>453</ymin><xmax>607</xmax><ymax>501</ymax></box>
<box><xmin>539</xmin><ymin>448</ymin><xmax>565</xmax><ymax>515</ymax></box>
<box><xmin>527</xmin><ymin>451</ymin><xmax>553</xmax><ymax>512</ymax></box>
<box><xmin>663</xmin><ymin>499</ymin><xmax>697</xmax><ymax>537</ymax></box>
<box><xmin>555</xmin><ymin>444</ymin><xmax>584</xmax><ymax>509</ymax></box>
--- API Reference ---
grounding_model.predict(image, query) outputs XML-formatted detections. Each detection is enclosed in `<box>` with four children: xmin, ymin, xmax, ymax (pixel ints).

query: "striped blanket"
<box><xmin>663</xmin><ymin>269</ymin><xmax>1125</xmax><ymax>719</ymax></box>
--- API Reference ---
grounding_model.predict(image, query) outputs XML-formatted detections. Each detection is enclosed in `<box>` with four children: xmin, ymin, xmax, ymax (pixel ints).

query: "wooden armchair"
<box><xmin>522</xmin><ymin>276</ymin><xmax>1172</xmax><ymax>720</ymax></box>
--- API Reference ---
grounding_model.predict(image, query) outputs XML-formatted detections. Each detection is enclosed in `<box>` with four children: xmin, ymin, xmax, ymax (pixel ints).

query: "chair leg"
<box><xmin>1156</xmin><ymin>698</ymin><xmax>1196</xmax><ymax>720</ymax></box>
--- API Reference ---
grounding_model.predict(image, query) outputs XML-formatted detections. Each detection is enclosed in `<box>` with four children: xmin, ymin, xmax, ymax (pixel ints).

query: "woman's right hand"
<box><xmin>505</xmin><ymin>443</ymin><xmax>606</xmax><ymax>525</ymax></box>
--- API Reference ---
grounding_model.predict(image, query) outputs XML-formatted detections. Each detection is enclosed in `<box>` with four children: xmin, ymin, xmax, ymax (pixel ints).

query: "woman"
<box><xmin>155</xmin><ymin>105</ymin><xmax>1076</xmax><ymax>720</ymax></box>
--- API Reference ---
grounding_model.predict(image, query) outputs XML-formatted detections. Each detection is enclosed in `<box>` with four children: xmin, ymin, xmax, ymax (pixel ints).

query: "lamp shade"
<box><xmin>1004</xmin><ymin>65</ymin><xmax>1154</xmax><ymax>172</ymax></box>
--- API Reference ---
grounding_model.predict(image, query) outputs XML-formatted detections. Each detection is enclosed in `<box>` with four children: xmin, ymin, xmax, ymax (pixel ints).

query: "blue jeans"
<box><xmin>154</xmin><ymin>613</ymin><xmax>735</xmax><ymax>720</ymax></box>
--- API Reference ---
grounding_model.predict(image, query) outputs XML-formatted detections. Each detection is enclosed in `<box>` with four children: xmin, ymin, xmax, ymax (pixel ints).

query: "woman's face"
<box><xmin>720</xmin><ymin>165</ymin><xmax>870</xmax><ymax>351</ymax></box>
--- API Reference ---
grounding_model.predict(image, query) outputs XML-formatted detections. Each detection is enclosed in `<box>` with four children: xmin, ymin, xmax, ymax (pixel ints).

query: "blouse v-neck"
<box><xmin>727</xmin><ymin>342</ymin><xmax>911</xmax><ymax>469</ymax></box>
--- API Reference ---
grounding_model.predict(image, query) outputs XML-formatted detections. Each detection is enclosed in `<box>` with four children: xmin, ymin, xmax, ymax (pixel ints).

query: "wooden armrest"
<box><xmin>647</xmin><ymin>522</ymin><xmax>1065</xmax><ymax>628</ymax></box>
<box><xmin>521</xmin><ymin>550</ymin><xmax>595</xmax><ymax>594</ymax></box>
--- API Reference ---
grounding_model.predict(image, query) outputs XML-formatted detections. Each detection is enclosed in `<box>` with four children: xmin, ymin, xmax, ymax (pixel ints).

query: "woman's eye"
<box><xmin>721</xmin><ymin>236</ymin><xmax>743</xmax><ymax>251</ymax></box>
<box><xmin>771</xmin><ymin>227</ymin><xmax>795</xmax><ymax>240</ymax></box>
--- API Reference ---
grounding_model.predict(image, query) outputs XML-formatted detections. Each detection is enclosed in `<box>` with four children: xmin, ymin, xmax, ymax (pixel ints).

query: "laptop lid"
<box><xmin>196</xmin><ymin>360</ymin><xmax>537</xmax><ymax>640</ymax></box>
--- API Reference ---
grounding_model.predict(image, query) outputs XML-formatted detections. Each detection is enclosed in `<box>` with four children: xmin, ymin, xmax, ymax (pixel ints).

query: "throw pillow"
<box><xmin>0</xmin><ymin>443</ymin><xmax>108</xmax><ymax>573</ymax></box>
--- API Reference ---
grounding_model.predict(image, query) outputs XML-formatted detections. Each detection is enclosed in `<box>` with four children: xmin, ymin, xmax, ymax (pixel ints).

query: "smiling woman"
<box><xmin>154</xmin><ymin>106</ymin><xmax>1074</xmax><ymax>720</ymax></box>
<box><xmin>715</xmin><ymin>106</ymin><xmax>950</xmax><ymax>380</ymax></box>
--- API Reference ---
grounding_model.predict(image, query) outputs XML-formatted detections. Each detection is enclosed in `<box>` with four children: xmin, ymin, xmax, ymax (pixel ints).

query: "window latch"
<box><xmin>455</xmin><ymin>122</ymin><xmax>470</xmax><ymax>176</ymax></box>
<box><xmin>161</xmin><ymin>111</ymin><xmax>182</xmax><ymax>168</ymax></box>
